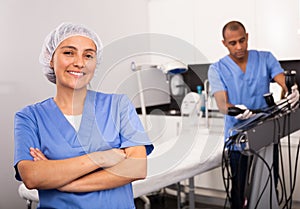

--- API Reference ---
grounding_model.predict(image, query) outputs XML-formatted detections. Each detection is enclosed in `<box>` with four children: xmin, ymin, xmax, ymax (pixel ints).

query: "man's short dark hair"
<box><xmin>222</xmin><ymin>21</ymin><xmax>246</xmax><ymax>39</ymax></box>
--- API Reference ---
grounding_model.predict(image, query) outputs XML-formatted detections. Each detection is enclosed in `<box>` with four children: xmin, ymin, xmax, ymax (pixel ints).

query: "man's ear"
<box><xmin>222</xmin><ymin>39</ymin><xmax>226</xmax><ymax>47</ymax></box>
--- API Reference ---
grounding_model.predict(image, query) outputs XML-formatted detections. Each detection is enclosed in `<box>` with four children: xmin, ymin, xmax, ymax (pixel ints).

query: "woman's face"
<box><xmin>51</xmin><ymin>36</ymin><xmax>97</xmax><ymax>90</ymax></box>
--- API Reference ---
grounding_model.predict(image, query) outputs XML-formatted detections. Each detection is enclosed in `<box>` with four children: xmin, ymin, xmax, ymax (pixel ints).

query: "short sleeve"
<box><xmin>118</xmin><ymin>95</ymin><xmax>154</xmax><ymax>155</ymax></box>
<box><xmin>208</xmin><ymin>63</ymin><xmax>226</xmax><ymax>95</ymax></box>
<box><xmin>14</xmin><ymin>108</ymin><xmax>40</xmax><ymax>180</ymax></box>
<box><xmin>266</xmin><ymin>52</ymin><xmax>284</xmax><ymax>79</ymax></box>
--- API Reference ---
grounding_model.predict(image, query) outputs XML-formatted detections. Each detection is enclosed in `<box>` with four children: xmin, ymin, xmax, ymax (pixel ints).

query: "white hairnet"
<box><xmin>39</xmin><ymin>22</ymin><xmax>103</xmax><ymax>83</ymax></box>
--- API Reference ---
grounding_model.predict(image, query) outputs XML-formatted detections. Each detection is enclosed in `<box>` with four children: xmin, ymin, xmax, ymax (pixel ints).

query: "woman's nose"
<box><xmin>73</xmin><ymin>55</ymin><xmax>85</xmax><ymax>68</ymax></box>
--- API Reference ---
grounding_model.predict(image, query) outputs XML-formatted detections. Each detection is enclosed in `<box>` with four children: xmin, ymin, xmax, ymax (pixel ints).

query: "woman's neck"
<box><xmin>54</xmin><ymin>87</ymin><xmax>87</xmax><ymax>115</ymax></box>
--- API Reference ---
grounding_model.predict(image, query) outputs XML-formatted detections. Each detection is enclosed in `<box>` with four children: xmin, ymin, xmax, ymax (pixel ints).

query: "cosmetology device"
<box><xmin>222</xmin><ymin>70</ymin><xmax>299</xmax><ymax>209</ymax></box>
<box><xmin>285</xmin><ymin>70</ymin><xmax>297</xmax><ymax>95</ymax></box>
<box><xmin>228</xmin><ymin>70</ymin><xmax>297</xmax><ymax>118</ymax></box>
<box><xmin>227</xmin><ymin>93</ymin><xmax>287</xmax><ymax>118</ymax></box>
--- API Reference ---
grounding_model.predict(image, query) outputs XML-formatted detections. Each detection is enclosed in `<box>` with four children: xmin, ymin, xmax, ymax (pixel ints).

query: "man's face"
<box><xmin>222</xmin><ymin>27</ymin><xmax>248</xmax><ymax>61</ymax></box>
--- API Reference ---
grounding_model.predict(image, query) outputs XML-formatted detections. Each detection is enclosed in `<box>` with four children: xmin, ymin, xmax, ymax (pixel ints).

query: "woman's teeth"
<box><xmin>68</xmin><ymin>71</ymin><xmax>84</xmax><ymax>76</ymax></box>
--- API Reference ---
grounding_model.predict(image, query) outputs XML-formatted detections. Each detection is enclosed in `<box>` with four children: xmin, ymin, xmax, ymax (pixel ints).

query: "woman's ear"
<box><xmin>50</xmin><ymin>60</ymin><xmax>54</xmax><ymax>69</ymax></box>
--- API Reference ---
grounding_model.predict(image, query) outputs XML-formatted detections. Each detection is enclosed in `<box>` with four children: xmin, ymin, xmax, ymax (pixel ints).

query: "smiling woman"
<box><xmin>39</xmin><ymin>23</ymin><xmax>103</xmax><ymax>85</ymax></box>
<box><xmin>13</xmin><ymin>22</ymin><xmax>154</xmax><ymax>209</ymax></box>
<box><xmin>50</xmin><ymin>36</ymin><xmax>97</xmax><ymax>94</ymax></box>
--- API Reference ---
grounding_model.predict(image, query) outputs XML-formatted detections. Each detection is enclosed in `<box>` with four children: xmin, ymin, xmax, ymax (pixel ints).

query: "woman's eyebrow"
<box><xmin>60</xmin><ymin>45</ymin><xmax>77</xmax><ymax>50</ymax></box>
<box><xmin>85</xmin><ymin>48</ymin><xmax>97</xmax><ymax>53</ymax></box>
<box><xmin>60</xmin><ymin>45</ymin><xmax>96</xmax><ymax>53</ymax></box>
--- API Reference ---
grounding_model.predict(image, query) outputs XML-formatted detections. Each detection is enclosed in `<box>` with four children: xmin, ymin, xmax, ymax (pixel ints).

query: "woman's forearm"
<box><xmin>18</xmin><ymin>149</ymin><xmax>126</xmax><ymax>190</ymax></box>
<box><xmin>18</xmin><ymin>154</ymin><xmax>99</xmax><ymax>190</ymax></box>
<box><xmin>58</xmin><ymin>146</ymin><xmax>147</xmax><ymax>193</ymax></box>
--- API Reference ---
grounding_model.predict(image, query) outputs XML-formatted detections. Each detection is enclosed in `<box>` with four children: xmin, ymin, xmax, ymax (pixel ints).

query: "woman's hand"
<box><xmin>58</xmin><ymin>146</ymin><xmax>147</xmax><ymax>193</ymax></box>
<box><xmin>30</xmin><ymin>147</ymin><xmax>48</xmax><ymax>161</ymax></box>
<box><xmin>28</xmin><ymin>147</ymin><xmax>127</xmax><ymax>192</ymax></box>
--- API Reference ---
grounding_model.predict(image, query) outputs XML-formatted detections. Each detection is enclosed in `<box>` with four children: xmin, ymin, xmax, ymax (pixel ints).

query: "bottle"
<box><xmin>197</xmin><ymin>85</ymin><xmax>206</xmax><ymax>117</ymax></box>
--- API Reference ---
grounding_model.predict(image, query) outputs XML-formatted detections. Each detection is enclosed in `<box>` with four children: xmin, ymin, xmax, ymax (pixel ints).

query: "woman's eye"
<box><xmin>85</xmin><ymin>54</ymin><xmax>94</xmax><ymax>59</ymax></box>
<box><xmin>63</xmin><ymin>51</ymin><xmax>74</xmax><ymax>55</ymax></box>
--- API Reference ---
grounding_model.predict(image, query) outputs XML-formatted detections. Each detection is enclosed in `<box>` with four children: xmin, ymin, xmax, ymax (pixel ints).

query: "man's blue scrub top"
<box><xmin>208</xmin><ymin>50</ymin><xmax>284</xmax><ymax>140</ymax></box>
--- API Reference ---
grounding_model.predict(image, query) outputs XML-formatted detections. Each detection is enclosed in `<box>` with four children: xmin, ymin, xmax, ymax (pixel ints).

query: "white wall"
<box><xmin>0</xmin><ymin>0</ymin><xmax>150</xmax><ymax>208</ymax></box>
<box><xmin>255</xmin><ymin>0</ymin><xmax>300</xmax><ymax>60</ymax></box>
<box><xmin>148</xmin><ymin>0</ymin><xmax>300</xmax><ymax>62</ymax></box>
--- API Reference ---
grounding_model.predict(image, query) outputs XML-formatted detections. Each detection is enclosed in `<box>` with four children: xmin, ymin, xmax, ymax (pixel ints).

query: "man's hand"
<box><xmin>286</xmin><ymin>84</ymin><xmax>299</xmax><ymax>109</ymax></box>
<box><xmin>234</xmin><ymin>104</ymin><xmax>254</xmax><ymax>120</ymax></box>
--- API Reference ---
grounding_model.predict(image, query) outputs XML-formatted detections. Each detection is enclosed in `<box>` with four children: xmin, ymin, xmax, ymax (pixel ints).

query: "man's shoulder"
<box><xmin>249</xmin><ymin>49</ymin><xmax>272</xmax><ymax>56</ymax></box>
<box><xmin>210</xmin><ymin>55</ymin><xmax>231</xmax><ymax>70</ymax></box>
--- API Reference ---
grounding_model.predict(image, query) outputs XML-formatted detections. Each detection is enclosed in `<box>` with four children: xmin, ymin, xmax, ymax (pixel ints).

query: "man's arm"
<box><xmin>273</xmin><ymin>72</ymin><xmax>288</xmax><ymax>95</ymax></box>
<box><xmin>57</xmin><ymin>146</ymin><xmax>147</xmax><ymax>193</ymax></box>
<box><xmin>213</xmin><ymin>90</ymin><xmax>233</xmax><ymax>114</ymax></box>
<box><xmin>18</xmin><ymin>148</ymin><xmax>126</xmax><ymax>190</ymax></box>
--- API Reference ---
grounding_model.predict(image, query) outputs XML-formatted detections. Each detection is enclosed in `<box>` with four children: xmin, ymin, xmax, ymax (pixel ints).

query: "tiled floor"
<box><xmin>135</xmin><ymin>194</ymin><xmax>224</xmax><ymax>209</ymax></box>
<box><xmin>135</xmin><ymin>193</ymin><xmax>300</xmax><ymax>209</ymax></box>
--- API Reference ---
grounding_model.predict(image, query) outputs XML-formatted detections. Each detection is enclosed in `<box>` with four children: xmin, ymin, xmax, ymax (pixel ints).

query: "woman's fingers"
<box><xmin>30</xmin><ymin>147</ymin><xmax>48</xmax><ymax>161</ymax></box>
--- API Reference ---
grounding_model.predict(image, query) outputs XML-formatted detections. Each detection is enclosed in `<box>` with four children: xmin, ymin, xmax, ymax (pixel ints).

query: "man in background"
<box><xmin>208</xmin><ymin>20</ymin><xmax>299</xmax><ymax>208</ymax></box>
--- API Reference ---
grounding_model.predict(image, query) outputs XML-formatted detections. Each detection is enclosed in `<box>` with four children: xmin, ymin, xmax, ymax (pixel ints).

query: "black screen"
<box><xmin>185</xmin><ymin>64</ymin><xmax>210</xmax><ymax>92</ymax></box>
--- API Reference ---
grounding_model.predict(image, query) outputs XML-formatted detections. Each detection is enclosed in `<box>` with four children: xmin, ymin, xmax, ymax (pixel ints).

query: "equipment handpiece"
<box><xmin>227</xmin><ymin>106</ymin><xmax>262</xmax><ymax>116</ymax></box>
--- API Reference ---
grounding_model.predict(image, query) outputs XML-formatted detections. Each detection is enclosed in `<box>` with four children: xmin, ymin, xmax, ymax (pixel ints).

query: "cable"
<box><xmin>221</xmin><ymin>134</ymin><xmax>274</xmax><ymax>209</ymax></box>
<box><xmin>287</xmin><ymin>138</ymin><xmax>300</xmax><ymax>205</ymax></box>
<box><xmin>287</xmin><ymin>113</ymin><xmax>293</xmax><ymax>209</ymax></box>
<box><xmin>280</xmin><ymin>110</ymin><xmax>300</xmax><ymax>209</ymax></box>
<box><xmin>279</xmin><ymin>112</ymin><xmax>293</xmax><ymax>209</ymax></box>
<box><xmin>280</xmin><ymin>113</ymin><xmax>291</xmax><ymax>209</ymax></box>
<box><xmin>241</xmin><ymin>147</ymin><xmax>273</xmax><ymax>209</ymax></box>
<box><xmin>276</xmin><ymin>118</ymin><xmax>288</xmax><ymax>206</ymax></box>
<box><xmin>223</xmin><ymin>106</ymin><xmax>300</xmax><ymax>209</ymax></box>
<box><xmin>221</xmin><ymin>134</ymin><xmax>247</xmax><ymax>209</ymax></box>
<box><xmin>221</xmin><ymin>137</ymin><xmax>235</xmax><ymax>209</ymax></box>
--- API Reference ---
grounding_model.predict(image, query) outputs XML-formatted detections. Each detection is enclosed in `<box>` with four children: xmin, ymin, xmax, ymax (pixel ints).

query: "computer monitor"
<box><xmin>185</xmin><ymin>64</ymin><xmax>211</xmax><ymax>92</ymax></box>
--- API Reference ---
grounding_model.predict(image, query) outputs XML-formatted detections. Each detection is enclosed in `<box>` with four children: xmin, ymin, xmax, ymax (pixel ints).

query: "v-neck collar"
<box><xmin>48</xmin><ymin>90</ymin><xmax>98</xmax><ymax>148</ymax></box>
<box><xmin>225</xmin><ymin>51</ymin><xmax>251</xmax><ymax>75</ymax></box>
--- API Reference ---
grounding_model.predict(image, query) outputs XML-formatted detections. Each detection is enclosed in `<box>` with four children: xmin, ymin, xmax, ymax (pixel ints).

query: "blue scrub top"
<box><xmin>14</xmin><ymin>90</ymin><xmax>154</xmax><ymax>209</ymax></box>
<box><xmin>208</xmin><ymin>50</ymin><xmax>283</xmax><ymax>139</ymax></box>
